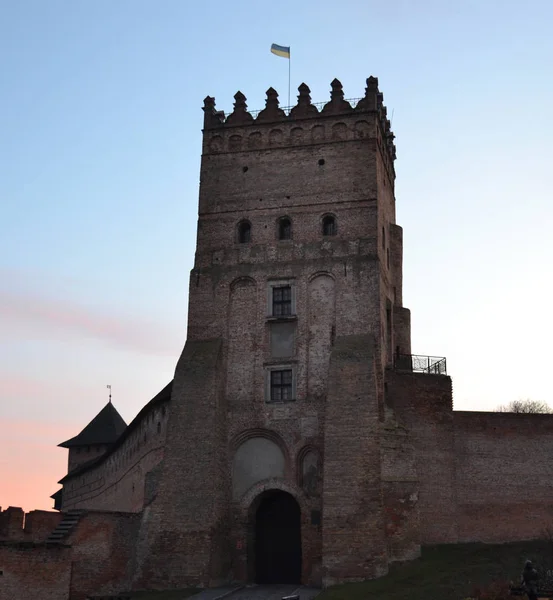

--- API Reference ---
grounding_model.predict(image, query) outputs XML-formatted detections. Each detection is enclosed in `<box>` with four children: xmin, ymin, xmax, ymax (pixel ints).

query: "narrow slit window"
<box><xmin>278</xmin><ymin>217</ymin><xmax>292</xmax><ymax>240</ymax></box>
<box><xmin>270</xmin><ymin>369</ymin><xmax>293</xmax><ymax>402</ymax></box>
<box><xmin>322</xmin><ymin>215</ymin><xmax>336</xmax><ymax>236</ymax></box>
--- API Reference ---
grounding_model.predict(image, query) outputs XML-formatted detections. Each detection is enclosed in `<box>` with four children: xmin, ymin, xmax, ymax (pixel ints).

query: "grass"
<box><xmin>318</xmin><ymin>540</ymin><xmax>553</xmax><ymax>600</ymax></box>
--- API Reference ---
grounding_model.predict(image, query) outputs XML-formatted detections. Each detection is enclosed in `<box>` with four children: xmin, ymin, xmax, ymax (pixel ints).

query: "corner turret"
<box><xmin>58</xmin><ymin>402</ymin><xmax>127</xmax><ymax>472</ymax></box>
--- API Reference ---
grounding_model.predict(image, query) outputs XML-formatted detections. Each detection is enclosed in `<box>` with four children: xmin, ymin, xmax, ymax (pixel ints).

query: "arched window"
<box><xmin>322</xmin><ymin>215</ymin><xmax>336</xmax><ymax>236</ymax></box>
<box><xmin>278</xmin><ymin>217</ymin><xmax>292</xmax><ymax>240</ymax></box>
<box><xmin>237</xmin><ymin>220</ymin><xmax>251</xmax><ymax>243</ymax></box>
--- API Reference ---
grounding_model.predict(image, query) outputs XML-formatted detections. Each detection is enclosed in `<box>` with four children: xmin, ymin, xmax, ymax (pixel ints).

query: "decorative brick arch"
<box><xmin>239</xmin><ymin>478</ymin><xmax>307</xmax><ymax>518</ymax></box>
<box><xmin>290</xmin><ymin>127</ymin><xmax>304</xmax><ymax>143</ymax></box>
<box><xmin>229</xmin><ymin>134</ymin><xmax>243</xmax><ymax>151</ymax></box>
<box><xmin>331</xmin><ymin>122</ymin><xmax>348</xmax><ymax>140</ymax></box>
<box><xmin>296</xmin><ymin>445</ymin><xmax>321</xmax><ymax>498</ymax></box>
<box><xmin>269</xmin><ymin>128</ymin><xmax>283</xmax><ymax>146</ymax></box>
<box><xmin>230</xmin><ymin>427</ymin><xmax>288</xmax><ymax>458</ymax></box>
<box><xmin>229</xmin><ymin>276</ymin><xmax>256</xmax><ymax>293</ymax></box>
<box><xmin>307</xmin><ymin>270</ymin><xmax>336</xmax><ymax>283</ymax></box>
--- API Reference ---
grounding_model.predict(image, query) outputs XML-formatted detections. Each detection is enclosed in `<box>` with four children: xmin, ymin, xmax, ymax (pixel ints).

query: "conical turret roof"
<box><xmin>58</xmin><ymin>402</ymin><xmax>127</xmax><ymax>448</ymax></box>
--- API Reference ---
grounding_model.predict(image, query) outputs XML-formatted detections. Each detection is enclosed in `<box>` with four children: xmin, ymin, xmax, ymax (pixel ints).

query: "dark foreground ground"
<box><xmin>319</xmin><ymin>540</ymin><xmax>553</xmax><ymax>600</ymax></box>
<box><xmin>125</xmin><ymin>540</ymin><xmax>553</xmax><ymax>600</ymax></box>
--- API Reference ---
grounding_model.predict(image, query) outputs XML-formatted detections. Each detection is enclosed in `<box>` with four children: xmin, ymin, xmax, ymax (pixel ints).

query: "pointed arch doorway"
<box><xmin>253</xmin><ymin>490</ymin><xmax>302</xmax><ymax>584</ymax></box>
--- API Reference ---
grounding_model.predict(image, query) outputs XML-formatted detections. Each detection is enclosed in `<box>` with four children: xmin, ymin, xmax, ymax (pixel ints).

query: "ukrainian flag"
<box><xmin>271</xmin><ymin>43</ymin><xmax>290</xmax><ymax>59</ymax></box>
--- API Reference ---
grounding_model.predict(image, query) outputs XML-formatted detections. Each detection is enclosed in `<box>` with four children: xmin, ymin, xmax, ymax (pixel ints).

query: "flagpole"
<box><xmin>288</xmin><ymin>53</ymin><xmax>291</xmax><ymax>109</ymax></box>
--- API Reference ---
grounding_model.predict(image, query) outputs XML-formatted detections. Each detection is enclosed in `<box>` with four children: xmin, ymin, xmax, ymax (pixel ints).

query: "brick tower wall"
<box><xmin>322</xmin><ymin>335</ymin><xmax>388</xmax><ymax>586</ymax></box>
<box><xmin>132</xmin><ymin>339</ymin><xmax>229</xmax><ymax>589</ymax></box>
<box><xmin>385</xmin><ymin>371</ymin><xmax>458</xmax><ymax>544</ymax></box>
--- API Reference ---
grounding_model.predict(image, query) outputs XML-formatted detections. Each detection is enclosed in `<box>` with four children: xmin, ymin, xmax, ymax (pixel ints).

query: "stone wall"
<box><xmin>380</xmin><ymin>402</ymin><xmax>420</xmax><ymax>563</ymax></box>
<box><xmin>132</xmin><ymin>339</ymin><xmax>229</xmax><ymax>590</ymax></box>
<box><xmin>0</xmin><ymin>511</ymin><xmax>140</xmax><ymax>600</ymax></box>
<box><xmin>386</xmin><ymin>373</ymin><xmax>553</xmax><ymax>548</ymax></box>
<box><xmin>322</xmin><ymin>335</ymin><xmax>388</xmax><ymax>586</ymax></box>
<box><xmin>454</xmin><ymin>411</ymin><xmax>553</xmax><ymax>543</ymax></box>
<box><xmin>67</xmin><ymin>511</ymin><xmax>141</xmax><ymax>600</ymax></box>
<box><xmin>385</xmin><ymin>370</ymin><xmax>458</xmax><ymax>544</ymax></box>
<box><xmin>0</xmin><ymin>543</ymin><xmax>71</xmax><ymax>600</ymax></box>
<box><xmin>67</xmin><ymin>443</ymin><xmax>110</xmax><ymax>473</ymax></box>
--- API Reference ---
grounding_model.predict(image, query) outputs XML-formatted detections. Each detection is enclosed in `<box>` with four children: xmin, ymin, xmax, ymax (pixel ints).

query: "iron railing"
<box><xmin>232</xmin><ymin>97</ymin><xmax>364</xmax><ymax>120</ymax></box>
<box><xmin>394</xmin><ymin>354</ymin><xmax>447</xmax><ymax>375</ymax></box>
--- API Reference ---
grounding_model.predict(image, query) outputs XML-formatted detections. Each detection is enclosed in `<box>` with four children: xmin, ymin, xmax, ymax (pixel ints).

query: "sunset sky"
<box><xmin>1</xmin><ymin>0</ymin><xmax>552</xmax><ymax>512</ymax></box>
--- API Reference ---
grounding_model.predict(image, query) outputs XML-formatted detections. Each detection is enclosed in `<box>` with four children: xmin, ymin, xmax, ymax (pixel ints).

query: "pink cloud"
<box><xmin>0</xmin><ymin>418</ymin><xmax>75</xmax><ymax>512</ymax></box>
<box><xmin>0</xmin><ymin>286</ymin><xmax>180</xmax><ymax>356</ymax></box>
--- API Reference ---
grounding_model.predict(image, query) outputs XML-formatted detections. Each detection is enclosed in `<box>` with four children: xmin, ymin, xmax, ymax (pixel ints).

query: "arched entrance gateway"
<box><xmin>253</xmin><ymin>490</ymin><xmax>302</xmax><ymax>584</ymax></box>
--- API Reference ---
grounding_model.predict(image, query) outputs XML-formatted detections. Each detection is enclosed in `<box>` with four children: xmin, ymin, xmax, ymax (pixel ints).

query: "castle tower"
<box><xmin>133</xmin><ymin>77</ymin><xmax>413</xmax><ymax>589</ymax></box>
<box><xmin>58</xmin><ymin>401</ymin><xmax>127</xmax><ymax>472</ymax></box>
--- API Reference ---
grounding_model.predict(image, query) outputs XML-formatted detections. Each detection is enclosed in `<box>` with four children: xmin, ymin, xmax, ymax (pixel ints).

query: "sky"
<box><xmin>1</xmin><ymin>0</ymin><xmax>552</xmax><ymax>512</ymax></box>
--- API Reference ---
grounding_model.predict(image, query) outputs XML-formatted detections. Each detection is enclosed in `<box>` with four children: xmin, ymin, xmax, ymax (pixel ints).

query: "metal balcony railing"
<box><xmin>247</xmin><ymin>98</ymin><xmax>364</xmax><ymax>119</ymax></box>
<box><xmin>394</xmin><ymin>353</ymin><xmax>447</xmax><ymax>375</ymax></box>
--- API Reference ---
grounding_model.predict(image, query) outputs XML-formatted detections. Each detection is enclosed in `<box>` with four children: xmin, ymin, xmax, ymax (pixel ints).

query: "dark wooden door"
<box><xmin>255</xmin><ymin>491</ymin><xmax>302</xmax><ymax>584</ymax></box>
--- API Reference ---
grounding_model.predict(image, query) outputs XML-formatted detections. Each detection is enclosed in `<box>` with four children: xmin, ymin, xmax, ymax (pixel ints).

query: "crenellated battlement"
<box><xmin>202</xmin><ymin>77</ymin><xmax>396</xmax><ymax>165</ymax></box>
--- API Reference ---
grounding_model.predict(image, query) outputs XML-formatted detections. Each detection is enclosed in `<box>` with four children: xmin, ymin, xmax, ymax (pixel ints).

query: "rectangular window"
<box><xmin>270</xmin><ymin>369</ymin><xmax>293</xmax><ymax>402</ymax></box>
<box><xmin>272</xmin><ymin>285</ymin><xmax>292</xmax><ymax>317</ymax></box>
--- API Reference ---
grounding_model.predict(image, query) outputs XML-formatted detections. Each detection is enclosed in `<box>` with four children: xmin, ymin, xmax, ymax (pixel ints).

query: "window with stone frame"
<box><xmin>270</xmin><ymin>369</ymin><xmax>293</xmax><ymax>402</ymax></box>
<box><xmin>272</xmin><ymin>285</ymin><xmax>292</xmax><ymax>316</ymax></box>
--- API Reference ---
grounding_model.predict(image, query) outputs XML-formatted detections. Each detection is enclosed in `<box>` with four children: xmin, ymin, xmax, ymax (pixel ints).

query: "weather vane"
<box><xmin>107</xmin><ymin>384</ymin><xmax>112</xmax><ymax>403</ymax></box>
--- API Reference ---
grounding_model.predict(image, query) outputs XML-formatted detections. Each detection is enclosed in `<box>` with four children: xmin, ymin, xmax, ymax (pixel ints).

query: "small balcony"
<box><xmin>394</xmin><ymin>353</ymin><xmax>447</xmax><ymax>375</ymax></box>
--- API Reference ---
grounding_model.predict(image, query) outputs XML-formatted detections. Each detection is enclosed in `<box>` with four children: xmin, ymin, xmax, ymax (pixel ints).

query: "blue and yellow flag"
<box><xmin>271</xmin><ymin>43</ymin><xmax>290</xmax><ymax>59</ymax></box>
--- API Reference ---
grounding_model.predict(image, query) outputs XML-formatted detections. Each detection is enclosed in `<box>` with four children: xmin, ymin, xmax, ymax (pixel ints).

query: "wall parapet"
<box><xmin>202</xmin><ymin>77</ymin><xmax>396</xmax><ymax>165</ymax></box>
<box><xmin>0</xmin><ymin>507</ymin><xmax>62</xmax><ymax>543</ymax></box>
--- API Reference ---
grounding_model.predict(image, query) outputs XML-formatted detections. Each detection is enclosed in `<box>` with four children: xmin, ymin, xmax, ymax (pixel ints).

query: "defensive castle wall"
<box><xmin>60</xmin><ymin>385</ymin><xmax>171</xmax><ymax>513</ymax></box>
<box><xmin>387</xmin><ymin>369</ymin><xmax>553</xmax><ymax>547</ymax></box>
<box><xmin>385</xmin><ymin>370</ymin><xmax>457</xmax><ymax>545</ymax></box>
<box><xmin>0</xmin><ymin>507</ymin><xmax>62</xmax><ymax>543</ymax></box>
<box><xmin>0</xmin><ymin>511</ymin><xmax>141</xmax><ymax>600</ymax></box>
<box><xmin>453</xmin><ymin>411</ymin><xmax>553</xmax><ymax>543</ymax></box>
<box><xmin>0</xmin><ymin>542</ymin><xmax>71</xmax><ymax>600</ymax></box>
